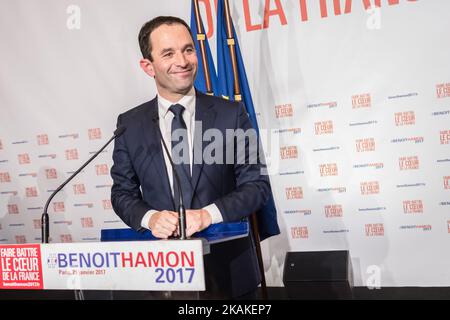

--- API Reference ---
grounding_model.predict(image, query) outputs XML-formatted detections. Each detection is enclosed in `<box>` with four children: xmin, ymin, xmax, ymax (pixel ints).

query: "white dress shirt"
<box><xmin>141</xmin><ymin>87</ymin><xmax>223</xmax><ymax>230</ymax></box>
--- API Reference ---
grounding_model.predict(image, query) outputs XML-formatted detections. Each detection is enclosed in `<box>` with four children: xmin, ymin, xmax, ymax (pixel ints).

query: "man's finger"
<box><xmin>152</xmin><ymin>229</ymin><xmax>169</xmax><ymax>239</ymax></box>
<box><xmin>163</xmin><ymin>212</ymin><xmax>179</xmax><ymax>225</ymax></box>
<box><xmin>163</xmin><ymin>216</ymin><xmax>179</xmax><ymax>227</ymax></box>
<box><xmin>162</xmin><ymin>221</ymin><xmax>177</xmax><ymax>233</ymax></box>
<box><xmin>154</xmin><ymin>222</ymin><xmax>176</xmax><ymax>238</ymax></box>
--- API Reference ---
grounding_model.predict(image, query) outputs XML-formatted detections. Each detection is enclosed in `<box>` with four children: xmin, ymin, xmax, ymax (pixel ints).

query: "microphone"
<box><xmin>41</xmin><ymin>126</ymin><xmax>126</xmax><ymax>243</ymax></box>
<box><xmin>153</xmin><ymin>115</ymin><xmax>187</xmax><ymax>240</ymax></box>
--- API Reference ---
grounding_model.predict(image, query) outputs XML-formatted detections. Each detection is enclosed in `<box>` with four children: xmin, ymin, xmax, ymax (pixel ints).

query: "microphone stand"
<box><xmin>41</xmin><ymin>127</ymin><xmax>126</xmax><ymax>244</ymax></box>
<box><xmin>154</xmin><ymin>117</ymin><xmax>187</xmax><ymax>240</ymax></box>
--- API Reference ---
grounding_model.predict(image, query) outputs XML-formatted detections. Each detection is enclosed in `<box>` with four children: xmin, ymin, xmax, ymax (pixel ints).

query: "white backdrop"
<box><xmin>0</xmin><ymin>0</ymin><xmax>449</xmax><ymax>287</ymax></box>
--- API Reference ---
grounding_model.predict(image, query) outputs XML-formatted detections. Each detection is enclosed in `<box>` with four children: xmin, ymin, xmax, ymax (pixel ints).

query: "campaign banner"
<box><xmin>0</xmin><ymin>240</ymin><xmax>205</xmax><ymax>291</ymax></box>
<box><xmin>0</xmin><ymin>244</ymin><xmax>43</xmax><ymax>289</ymax></box>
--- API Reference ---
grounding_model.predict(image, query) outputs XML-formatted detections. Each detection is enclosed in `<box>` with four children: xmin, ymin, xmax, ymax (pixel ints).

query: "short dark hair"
<box><xmin>138</xmin><ymin>16</ymin><xmax>194</xmax><ymax>61</ymax></box>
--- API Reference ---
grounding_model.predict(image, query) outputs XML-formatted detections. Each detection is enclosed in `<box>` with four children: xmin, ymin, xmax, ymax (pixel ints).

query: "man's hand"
<box><xmin>148</xmin><ymin>210</ymin><xmax>179</xmax><ymax>239</ymax></box>
<box><xmin>185</xmin><ymin>209</ymin><xmax>212</xmax><ymax>238</ymax></box>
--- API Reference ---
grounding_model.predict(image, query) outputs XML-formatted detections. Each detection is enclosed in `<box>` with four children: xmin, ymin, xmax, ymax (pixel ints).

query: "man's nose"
<box><xmin>174</xmin><ymin>52</ymin><xmax>188</xmax><ymax>67</ymax></box>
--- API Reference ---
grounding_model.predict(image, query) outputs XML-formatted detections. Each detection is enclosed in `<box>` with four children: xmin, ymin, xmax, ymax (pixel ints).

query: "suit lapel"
<box><xmin>141</xmin><ymin>97</ymin><xmax>176</xmax><ymax>211</ymax></box>
<box><xmin>191</xmin><ymin>92</ymin><xmax>217</xmax><ymax>198</ymax></box>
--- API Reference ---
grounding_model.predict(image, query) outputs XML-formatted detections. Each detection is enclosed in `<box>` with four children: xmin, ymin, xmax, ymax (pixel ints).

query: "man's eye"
<box><xmin>164</xmin><ymin>52</ymin><xmax>173</xmax><ymax>57</ymax></box>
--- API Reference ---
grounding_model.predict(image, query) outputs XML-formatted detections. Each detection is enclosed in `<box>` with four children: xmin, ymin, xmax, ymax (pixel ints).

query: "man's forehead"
<box><xmin>150</xmin><ymin>23</ymin><xmax>192</xmax><ymax>44</ymax></box>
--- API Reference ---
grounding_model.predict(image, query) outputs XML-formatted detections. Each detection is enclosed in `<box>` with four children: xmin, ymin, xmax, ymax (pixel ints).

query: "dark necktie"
<box><xmin>169</xmin><ymin>104</ymin><xmax>192</xmax><ymax>209</ymax></box>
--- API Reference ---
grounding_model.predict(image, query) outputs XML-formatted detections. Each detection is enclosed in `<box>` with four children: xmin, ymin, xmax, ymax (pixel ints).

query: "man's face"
<box><xmin>142</xmin><ymin>23</ymin><xmax>198</xmax><ymax>101</ymax></box>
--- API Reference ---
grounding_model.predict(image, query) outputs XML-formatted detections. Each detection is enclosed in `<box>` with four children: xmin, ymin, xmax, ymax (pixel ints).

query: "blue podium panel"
<box><xmin>101</xmin><ymin>222</ymin><xmax>249</xmax><ymax>245</ymax></box>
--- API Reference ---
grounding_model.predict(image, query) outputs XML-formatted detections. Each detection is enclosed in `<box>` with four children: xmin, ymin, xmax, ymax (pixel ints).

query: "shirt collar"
<box><xmin>158</xmin><ymin>87</ymin><xmax>196</xmax><ymax>119</ymax></box>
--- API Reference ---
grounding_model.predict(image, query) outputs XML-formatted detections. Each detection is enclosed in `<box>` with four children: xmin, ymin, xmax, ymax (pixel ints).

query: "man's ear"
<box><xmin>139</xmin><ymin>58</ymin><xmax>155</xmax><ymax>78</ymax></box>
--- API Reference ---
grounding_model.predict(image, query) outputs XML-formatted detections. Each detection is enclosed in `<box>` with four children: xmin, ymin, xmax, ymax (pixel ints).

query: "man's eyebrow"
<box><xmin>159</xmin><ymin>43</ymin><xmax>194</xmax><ymax>55</ymax></box>
<box><xmin>159</xmin><ymin>48</ymin><xmax>174</xmax><ymax>55</ymax></box>
<box><xmin>182</xmin><ymin>43</ymin><xmax>195</xmax><ymax>50</ymax></box>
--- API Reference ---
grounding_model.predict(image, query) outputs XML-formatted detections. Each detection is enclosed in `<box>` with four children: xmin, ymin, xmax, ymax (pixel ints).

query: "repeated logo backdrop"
<box><xmin>0</xmin><ymin>127</ymin><xmax>122</xmax><ymax>244</ymax></box>
<box><xmin>0</xmin><ymin>0</ymin><xmax>449</xmax><ymax>287</ymax></box>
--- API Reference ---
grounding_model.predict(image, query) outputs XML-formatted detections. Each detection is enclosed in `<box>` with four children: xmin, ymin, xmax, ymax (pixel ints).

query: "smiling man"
<box><xmin>110</xmin><ymin>16</ymin><xmax>272</xmax><ymax>299</ymax></box>
<box><xmin>140</xmin><ymin>21</ymin><xmax>197</xmax><ymax>102</ymax></box>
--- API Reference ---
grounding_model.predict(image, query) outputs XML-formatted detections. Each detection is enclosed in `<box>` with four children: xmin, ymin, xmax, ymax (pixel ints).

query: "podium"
<box><xmin>101</xmin><ymin>222</ymin><xmax>249</xmax><ymax>299</ymax></box>
<box><xmin>101</xmin><ymin>221</ymin><xmax>249</xmax><ymax>246</ymax></box>
<box><xmin>0</xmin><ymin>222</ymin><xmax>248</xmax><ymax>299</ymax></box>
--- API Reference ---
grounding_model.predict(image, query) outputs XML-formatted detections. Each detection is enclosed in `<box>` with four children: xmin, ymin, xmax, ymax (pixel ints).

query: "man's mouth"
<box><xmin>173</xmin><ymin>69</ymin><xmax>193</xmax><ymax>76</ymax></box>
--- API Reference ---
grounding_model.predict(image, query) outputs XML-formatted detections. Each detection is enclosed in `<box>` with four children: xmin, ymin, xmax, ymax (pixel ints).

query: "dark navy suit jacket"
<box><xmin>111</xmin><ymin>91</ymin><xmax>274</xmax><ymax>297</ymax></box>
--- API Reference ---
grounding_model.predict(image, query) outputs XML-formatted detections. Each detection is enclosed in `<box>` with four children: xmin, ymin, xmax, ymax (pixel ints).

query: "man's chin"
<box><xmin>175</xmin><ymin>83</ymin><xmax>195</xmax><ymax>94</ymax></box>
